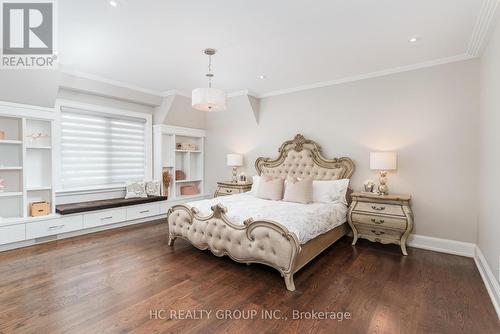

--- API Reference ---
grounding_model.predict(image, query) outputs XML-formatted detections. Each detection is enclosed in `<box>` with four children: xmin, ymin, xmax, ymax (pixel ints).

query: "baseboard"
<box><xmin>474</xmin><ymin>246</ymin><xmax>500</xmax><ymax>319</ymax></box>
<box><xmin>407</xmin><ymin>234</ymin><xmax>475</xmax><ymax>258</ymax></box>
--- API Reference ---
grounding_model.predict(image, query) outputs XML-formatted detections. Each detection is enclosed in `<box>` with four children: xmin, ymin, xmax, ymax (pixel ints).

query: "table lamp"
<box><xmin>227</xmin><ymin>154</ymin><xmax>243</xmax><ymax>183</ymax></box>
<box><xmin>370</xmin><ymin>152</ymin><xmax>397</xmax><ymax>195</ymax></box>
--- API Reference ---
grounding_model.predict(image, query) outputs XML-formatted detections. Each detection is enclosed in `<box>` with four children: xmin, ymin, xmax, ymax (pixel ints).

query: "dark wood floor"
<box><xmin>0</xmin><ymin>221</ymin><xmax>498</xmax><ymax>334</ymax></box>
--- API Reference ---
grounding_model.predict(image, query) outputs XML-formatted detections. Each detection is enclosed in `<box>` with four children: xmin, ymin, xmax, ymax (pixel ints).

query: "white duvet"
<box><xmin>186</xmin><ymin>194</ymin><xmax>347</xmax><ymax>244</ymax></box>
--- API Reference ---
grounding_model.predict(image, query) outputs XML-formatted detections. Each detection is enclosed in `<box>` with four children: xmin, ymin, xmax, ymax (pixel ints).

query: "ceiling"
<box><xmin>58</xmin><ymin>0</ymin><xmax>497</xmax><ymax>97</ymax></box>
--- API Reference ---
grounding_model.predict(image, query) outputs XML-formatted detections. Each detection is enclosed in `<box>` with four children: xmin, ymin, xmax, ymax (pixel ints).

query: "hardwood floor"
<box><xmin>0</xmin><ymin>221</ymin><xmax>498</xmax><ymax>334</ymax></box>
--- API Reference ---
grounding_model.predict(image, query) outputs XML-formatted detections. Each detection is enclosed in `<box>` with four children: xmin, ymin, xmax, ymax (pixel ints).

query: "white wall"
<box><xmin>206</xmin><ymin>60</ymin><xmax>480</xmax><ymax>243</ymax></box>
<box><xmin>478</xmin><ymin>20</ymin><xmax>500</xmax><ymax>284</ymax></box>
<box><xmin>163</xmin><ymin>95</ymin><xmax>206</xmax><ymax>129</ymax></box>
<box><xmin>0</xmin><ymin>70</ymin><xmax>60</xmax><ymax>107</ymax></box>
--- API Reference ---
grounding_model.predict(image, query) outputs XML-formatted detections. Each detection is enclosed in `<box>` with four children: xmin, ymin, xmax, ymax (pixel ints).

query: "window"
<box><xmin>60</xmin><ymin>106</ymin><xmax>147</xmax><ymax>190</ymax></box>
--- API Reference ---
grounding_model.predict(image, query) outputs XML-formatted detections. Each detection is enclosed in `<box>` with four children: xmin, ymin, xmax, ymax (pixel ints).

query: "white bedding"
<box><xmin>186</xmin><ymin>193</ymin><xmax>348</xmax><ymax>244</ymax></box>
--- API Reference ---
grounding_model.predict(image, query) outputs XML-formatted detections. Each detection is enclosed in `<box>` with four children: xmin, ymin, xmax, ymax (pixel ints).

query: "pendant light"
<box><xmin>192</xmin><ymin>48</ymin><xmax>227</xmax><ymax>112</ymax></box>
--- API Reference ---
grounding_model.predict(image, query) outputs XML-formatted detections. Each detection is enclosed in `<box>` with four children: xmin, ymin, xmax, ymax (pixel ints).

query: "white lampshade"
<box><xmin>192</xmin><ymin>88</ymin><xmax>226</xmax><ymax>112</ymax></box>
<box><xmin>227</xmin><ymin>154</ymin><xmax>243</xmax><ymax>167</ymax></box>
<box><xmin>370</xmin><ymin>152</ymin><xmax>397</xmax><ymax>171</ymax></box>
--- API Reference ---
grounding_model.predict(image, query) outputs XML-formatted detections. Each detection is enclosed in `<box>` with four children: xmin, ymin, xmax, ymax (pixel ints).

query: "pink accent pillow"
<box><xmin>283</xmin><ymin>177</ymin><xmax>313</xmax><ymax>204</ymax></box>
<box><xmin>256</xmin><ymin>177</ymin><xmax>284</xmax><ymax>200</ymax></box>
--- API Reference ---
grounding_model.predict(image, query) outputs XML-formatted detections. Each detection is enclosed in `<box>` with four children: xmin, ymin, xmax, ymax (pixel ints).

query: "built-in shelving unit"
<box><xmin>0</xmin><ymin>110</ymin><xmax>55</xmax><ymax>224</ymax></box>
<box><xmin>153</xmin><ymin>125</ymin><xmax>207</xmax><ymax>202</ymax></box>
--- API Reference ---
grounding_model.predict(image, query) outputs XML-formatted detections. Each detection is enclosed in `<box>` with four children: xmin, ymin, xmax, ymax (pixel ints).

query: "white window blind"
<box><xmin>60</xmin><ymin>107</ymin><xmax>147</xmax><ymax>190</ymax></box>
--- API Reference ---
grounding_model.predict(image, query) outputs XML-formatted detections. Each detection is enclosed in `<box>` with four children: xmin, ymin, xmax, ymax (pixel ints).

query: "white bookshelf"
<box><xmin>0</xmin><ymin>111</ymin><xmax>55</xmax><ymax>222</ymax></box>
<box><xmin>153</xmin><ymin>125</ymin><xmax>207</xmax><ymax>202</ymax></box>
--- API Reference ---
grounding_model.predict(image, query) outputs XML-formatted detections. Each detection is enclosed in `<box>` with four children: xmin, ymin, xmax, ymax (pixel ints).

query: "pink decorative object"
<box><xmin>180</xmin><ymin>184</ymin><xmax>198</xmax><ymax>196</ymax></box>
<box><xmin>175</xmin><ymin>170</ymin><xmax>186</xmax><ymax>180</ymax></box>
<box><xmin>0</xmin><ymin>131</ymin><xmax>5</xmax><ymax>140</ymax></box>
<box><xmin>0</xmin><ymin>178</ymin><xmax>5</xmax><ymax>192</ymax></box>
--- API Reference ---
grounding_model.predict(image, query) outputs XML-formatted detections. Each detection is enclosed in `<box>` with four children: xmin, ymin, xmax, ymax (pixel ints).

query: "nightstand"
<box><xmin>214</xmin><ymin>181</ymin><xmax>252</xmax><ymax>197</ymax></box>
<box><xmin>348</xmin><ymin>192</ymin><xmax>413</xmax><ymax>255</ymax></box>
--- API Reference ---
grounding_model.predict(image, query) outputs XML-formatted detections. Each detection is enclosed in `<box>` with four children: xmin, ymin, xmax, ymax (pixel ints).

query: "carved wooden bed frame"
<box><xmin>167</xmin><ymin>134</ymin><xmax>355</xmax><ymax>291</ymax></box>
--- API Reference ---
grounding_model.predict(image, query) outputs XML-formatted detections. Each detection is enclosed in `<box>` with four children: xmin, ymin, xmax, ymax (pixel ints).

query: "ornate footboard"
<box><xmin>167</xmin><ymin>203</ymin><xmax>301</xmax><ymax>291</ymax></box>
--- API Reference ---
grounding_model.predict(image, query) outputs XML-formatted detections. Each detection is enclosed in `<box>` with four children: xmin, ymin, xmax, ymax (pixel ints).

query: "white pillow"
<box><xmin>125</xmin><ymin>181</ymin><xmax>147</xmax><ymax>199</ymax></box>
<box><xmin>312</xmin><ymin>179</ymin><xmax>350</xmax><ymax>205</ymax></box>
<box><xmin>145</xmin><ymin>180</ymin><xmax>161</xmax><ymax>197</ymax></box>
<box><xmin>249</xmin><ymin>175</ymin><xmax>261</xmax><ymax>195</ymax></box>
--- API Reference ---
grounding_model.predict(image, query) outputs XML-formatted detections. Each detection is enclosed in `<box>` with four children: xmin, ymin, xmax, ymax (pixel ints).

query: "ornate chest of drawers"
<box><xmin>347</xmin><ymin>192</ymin><xmax>413</xmax><ymax>255</ymax></box>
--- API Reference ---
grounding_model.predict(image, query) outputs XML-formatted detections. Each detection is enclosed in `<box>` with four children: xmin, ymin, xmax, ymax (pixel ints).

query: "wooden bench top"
<box><xmin>56</xmin><ymin>196</ymin><xmax>169</xmax><ymax>215</ymax></box>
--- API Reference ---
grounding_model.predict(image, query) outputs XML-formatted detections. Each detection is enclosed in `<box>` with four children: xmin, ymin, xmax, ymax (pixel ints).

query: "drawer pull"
<box><xmin>371</xmin><ymin>218</ymin><xmax>385</xmax><ymax>225</ymax></box>
<box><xmin>371</xmin><ymin>230</ymin><xmax>385</xmax><ymax>236</ymax></box>
<box><xmin>101</xmin><ymin>216</ymin><xmax>113</xmax><ymax>220</ymax></box>
<box><xmin>139</xmin><ymin>210</ymin><xmax>150</xmax><ymax>214</ymax></box>
<box><xmin>371</xmin><ymin>205</ymin><xmax>386</xmax><ymax>211</ymax></box>
<box><xmin>49</xmin><ymin>225</ymin><xmax>65</xmax><ymax>230</ymax></box>
<box><xmin>225</xmin><ymin>189</ymin><xmax>233</xmax><ymax>193</ymax></box>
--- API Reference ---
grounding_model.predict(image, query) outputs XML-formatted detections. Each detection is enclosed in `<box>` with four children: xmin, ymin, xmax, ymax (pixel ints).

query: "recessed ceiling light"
<box><xmin>259</xmin><ymin>75</ymin><xmax>266</xmax><ymax>79</ymax></box>
<box><xmin>109</xmin><ymin>0</ymin><xmax>118</xmax><ymax>7</ymax></box>
<box><xmin>408</xmin><ymin>37</ymin><xmax>420</xmax><ymax>43</ymax></box>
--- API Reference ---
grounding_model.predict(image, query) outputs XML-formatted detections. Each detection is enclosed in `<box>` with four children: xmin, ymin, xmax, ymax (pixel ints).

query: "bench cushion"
<box><xmin>56</xmin><ymin>196</ymin><xmax>168</xmax><ymax>215</ymax></box>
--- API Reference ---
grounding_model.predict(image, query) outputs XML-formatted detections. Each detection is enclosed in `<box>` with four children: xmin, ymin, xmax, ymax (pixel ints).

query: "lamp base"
<box><xmin>232</xmin><ymin>167</ymin><xmax>238</xmax><ymax>183</ymax></box>
<box><xmin>377</xmin><ymin>170</ymin><xmax>389</xmax><ymax>195</ymax></box>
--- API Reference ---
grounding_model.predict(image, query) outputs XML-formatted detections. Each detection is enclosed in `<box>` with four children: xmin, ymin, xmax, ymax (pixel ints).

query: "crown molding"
<box><xmin>227</xmin><ymin>89</ymin><xmax>259</xmax><ymax>98</ymax></box>
<box><xmin>61</xmin><ymin>53</ymin><xmax>475</xmax><ymax>102</ymax></box>
<box><xmin>258</xmin><ymin>54</ymin><xmax>474</xmax><ymax>98</ymax></box>
<box><xmin>467</xmin><ymin>0</ymin><xmax>500</xmax><ymax>57</ymax></box>
<box><xmin>160</xmin><ymin>89</ymin><xmax>190</xmax><ymax>98</ymax></box>
<box><xmin>60</xmin><ymin>68</ymin><xmax>164</xmax><ymax>96</ymax></box>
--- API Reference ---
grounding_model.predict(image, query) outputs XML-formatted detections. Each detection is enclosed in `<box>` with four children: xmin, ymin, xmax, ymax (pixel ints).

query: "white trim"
<box><xmin>408</xmin><ymin>234</ymin><xmax>475</xmax><ymax>257</ymax></box>
<box><xmin>160</xmin><ymin>89</ymin><xmax>190</xmax><ymax>98</ymax></box>
<box><xmin>474</xmin><ymin>246</ymin><xmax>500</xmax><ymax>319</ymax></box>
<box><xmin>258</xmin><ymin>54</ymin><xmax>475</xmax><ymax>98</ymax></box>
<box><xmin>227</xmin><ymin>90</ymin><xmax>259</xmax><ymax>98</ymax></box>
<box><xmin>154</xmin><ymin>124</ymin><xmax>206</xmax><ymax>137</ymax></box>
<box><xmin>0</xmin><ymin>101</ymin><xmax>56</xmax><ymax>120</ymax></box>
<box><xmin>61</xmin><ymin>55</ymin><xmax>477</xmax><ymax>101</ymax></box>
<box><xmin>467</xmin><ymin>0</ymin><xmax>500</xmax><ymax>57</ymax></box>
<box><xmin>60</xmin><ymin>68</ymin><xmax>164</xmax><ymax>96</ymax></box>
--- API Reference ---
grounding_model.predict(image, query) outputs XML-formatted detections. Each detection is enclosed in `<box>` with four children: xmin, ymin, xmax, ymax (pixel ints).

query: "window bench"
<box><xmin>55</xmin><ymin>196</ymin><xmax>169</xmax><ymax>215</ymax></box>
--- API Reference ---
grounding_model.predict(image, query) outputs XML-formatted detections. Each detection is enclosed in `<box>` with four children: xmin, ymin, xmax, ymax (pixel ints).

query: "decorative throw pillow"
<box><xmin>249</xmin><ymin>175</ymin><xmax>261</xmax><ymax>195</ymax></box>
<box><xmin>283</xmin><ymin>177</ymin><xmax>313</xmax><ymax>204</ymax></box>
<box><xmin>125</xmin><ymin>181</ymin><xmax>147</xmax><ymax>199</ymax></box>
<box><xmin>256</xmin><ymin>177</ymin><xmax>284</xmax><ymax>200</ymax></box>
<box><xmin>145</xmin><ymin>180</ymin><xmax>161</xmax><ymax>197</ymax></box>
<box><xmin>312</xmin><ymin>179</ymin><xmax>350</xmax><ymax>205</ymax></box>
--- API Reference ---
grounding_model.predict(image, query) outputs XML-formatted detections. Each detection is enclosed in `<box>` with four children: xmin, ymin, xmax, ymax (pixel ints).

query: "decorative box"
<box><xmin>30</xmin><ymin>201</ymin><xmax>50</xmax><ymax>217</ymax></box>
<box><xmin>180</xmin><ymin>184</ymin><xmax>198</xmax><ymax>196</ymax></box>
<box><xmin>175</xmin><ymin>170</ymin><xmax>186</xmax><ymax>180</ymax></box>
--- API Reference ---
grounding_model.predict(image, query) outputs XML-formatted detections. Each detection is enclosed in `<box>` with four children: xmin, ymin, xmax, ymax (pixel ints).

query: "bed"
<box><xmin>167</xmin><ymin>134</ymin><xmax>355</xmax><ymax>291</ymax></box>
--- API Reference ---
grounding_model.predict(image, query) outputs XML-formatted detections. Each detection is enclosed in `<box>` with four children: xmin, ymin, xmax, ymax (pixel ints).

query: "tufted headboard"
<box><xmin>255</xmin><ymin>134</ymin><xmax>355</xmax><ymax>180</ymax></box>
